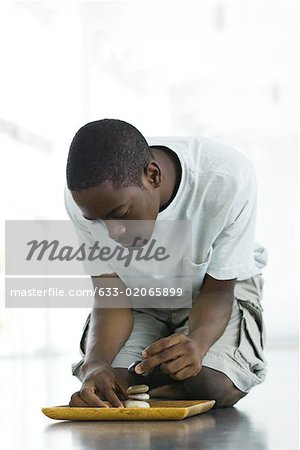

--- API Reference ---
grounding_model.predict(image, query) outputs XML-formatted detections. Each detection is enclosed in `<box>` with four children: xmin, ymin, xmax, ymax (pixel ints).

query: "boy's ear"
<box><xmin>144</xmin><ymin>161</ymin><xmax>161</xmax><ymax>188</ymax></box>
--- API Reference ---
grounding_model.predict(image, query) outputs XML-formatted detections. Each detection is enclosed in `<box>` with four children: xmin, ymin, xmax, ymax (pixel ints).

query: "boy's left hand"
<box><xmin>134</xmin><ymin>333</ymin><xmax>203</xmax><ymax>381</ymax></box>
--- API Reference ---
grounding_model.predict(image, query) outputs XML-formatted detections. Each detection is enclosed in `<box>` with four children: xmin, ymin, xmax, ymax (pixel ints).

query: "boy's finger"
<box><xmin>115</xmin><ymin>379</ymin><xmax>129</xmax><ymax>399</ymax></box>
<box><xmin>160</xmin><ymin>355</ymin><xmax>187</xmax><ymax>375</ymax></box>
<box><xmin>80</xmin><ymin>386</ymin><xmax>109</xmax><ymax>407</ymax></box>
<box><xmin>135</xmin><ymin>355</ymin><xmax>160</xmax><ymax>373</ymax></box>
<box><xmin>142</xmin><ymin>333</ymin><xmax>183</xmax><ymax>357</ymax></box>
<box><xmin>136</xmin><ymin>344</ymin><xmax>185</xmax><ymax>374</ymax></box>
<box><xmin>103</xmin><ymin>387</ymin><xmax>124</xmax><ymax>408</ymax></box>
<box><xmin>69</xmin><ymin>391</ymin><xmax>90</xmax><ymax>407</ymax></box>
<box><xmin>169</xmin><ymin>364</ymin><xmax>197</xmax><ymax>381</ymax></box>
<box><xmin>136</xmin><ymin>344</ymin><xmax>185</xmax><ymax>373</ymax></box>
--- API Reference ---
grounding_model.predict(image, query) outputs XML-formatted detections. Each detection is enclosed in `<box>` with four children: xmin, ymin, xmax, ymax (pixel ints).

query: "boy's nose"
<box><xmin>105</xmin><ymin>220</ymin><xmax>126</xmax><ymax>241</ymax></box>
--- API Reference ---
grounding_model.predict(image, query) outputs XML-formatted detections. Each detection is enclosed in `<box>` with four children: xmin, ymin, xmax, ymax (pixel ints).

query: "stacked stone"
<box><xmin>124</xmin><ymin>385</ymin><xmax>150</xmax><ymax>408</ymax></box>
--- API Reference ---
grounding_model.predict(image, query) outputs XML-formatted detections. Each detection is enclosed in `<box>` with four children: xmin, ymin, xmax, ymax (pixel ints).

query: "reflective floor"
<box><xmin>1</xmin><ymin>347</ymin><xmax>298</xmax><ymax>450</ymax></box>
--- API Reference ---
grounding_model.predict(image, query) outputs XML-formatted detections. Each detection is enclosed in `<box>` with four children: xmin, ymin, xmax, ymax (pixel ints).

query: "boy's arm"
<box><xmin>70</xmin><ymin>273</ymin><xmax>134</xmax><ymax>407</ymax></box>
<box><xmin>81</xmin><ymin>273</ymin><xmax>134</xmax><ymax>373</ymax></box>
<box><xmin>134</xmin><ymin>274</ymin><xmax>235</xmax><ymax>380</ymax></box>
<box><xmin>188</xmin><ymin>274</ymin><xmax>236</xmax><ymax>358</ymax></box>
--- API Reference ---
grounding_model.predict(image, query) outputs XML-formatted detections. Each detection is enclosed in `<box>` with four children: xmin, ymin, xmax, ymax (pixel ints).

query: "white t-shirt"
<box><xmin>64</xmin><ymin>136</ymin><xmax>267</xmax><ymax>294</ymax></box>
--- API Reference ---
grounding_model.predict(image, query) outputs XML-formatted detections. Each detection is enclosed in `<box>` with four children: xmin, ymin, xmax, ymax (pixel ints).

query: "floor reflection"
<box><xmin>45</xmin><ymin>407</ymin><xmax>267</xmax><ymax>450</ymax></box>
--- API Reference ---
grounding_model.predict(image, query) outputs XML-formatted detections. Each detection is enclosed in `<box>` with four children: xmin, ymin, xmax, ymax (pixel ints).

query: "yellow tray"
<box><xmin>42</xmin><ymin>400</ymin><xmax>215</xmax><ymax>421</ymax></box>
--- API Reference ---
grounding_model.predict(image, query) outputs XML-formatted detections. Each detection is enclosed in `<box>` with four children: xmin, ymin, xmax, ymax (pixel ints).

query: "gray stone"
<box><xmin>127</xmin><ymin>384</ymin><xmax>150</xmax><ymax>394</ymax></box>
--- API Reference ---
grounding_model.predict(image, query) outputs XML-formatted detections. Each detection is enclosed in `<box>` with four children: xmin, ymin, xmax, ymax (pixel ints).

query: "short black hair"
<box><xmin>66</xmin><ymin>119</ymin><xmax>153</xmax><ymax>191</ymax></box>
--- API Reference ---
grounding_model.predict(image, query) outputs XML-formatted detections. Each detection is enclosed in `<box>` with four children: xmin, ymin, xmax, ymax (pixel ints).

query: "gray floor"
<box><xmin>1</xmin><ymin>347</ymin><xmax>298</xmax><ymax>450</ymax></box>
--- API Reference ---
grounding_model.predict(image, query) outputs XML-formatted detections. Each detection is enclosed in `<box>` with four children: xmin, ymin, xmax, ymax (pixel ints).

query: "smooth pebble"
<box><xmin>127</xmin><ymin>361</ymin><xmax>142</xmax><ymax>375</ymax></box>
<box><xmin>128</xmin><ymin>393</ymin><xmax>150</xmax><ymax>401</ymax></box>
<box><xmin>127</xmin><ymin>384</ymin><xmax>149</xmax><ymax>394</ymax></box>
<box><xmin>124</xmin><ymin>400</ymin><xmax>150</xmax><ymax>408</ymax></box>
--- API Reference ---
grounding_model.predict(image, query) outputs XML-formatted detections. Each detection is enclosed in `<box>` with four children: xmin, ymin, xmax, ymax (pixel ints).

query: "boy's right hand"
<box><xmin>69</xmin><ymin>363</ymin><xmax>128</xmax><ymax>408</ymax></box>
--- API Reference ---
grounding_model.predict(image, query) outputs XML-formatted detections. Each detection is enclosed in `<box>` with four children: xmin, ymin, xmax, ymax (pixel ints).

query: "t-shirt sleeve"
<box><xmin>64</xmin><ymin>185</ymin><xmax>113</xmax><ymax>277</ymax></box>
<box><xmin>206</xmin><ymin>164</ymin><xmax>258</xmax><ymax>280</ymax></box>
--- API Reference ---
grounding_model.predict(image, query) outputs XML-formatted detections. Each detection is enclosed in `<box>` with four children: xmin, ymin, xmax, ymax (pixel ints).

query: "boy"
<box><xmin>64</xmin><ymin>119</ymin><xmax>267</xmax><ymax>408</ymax></box>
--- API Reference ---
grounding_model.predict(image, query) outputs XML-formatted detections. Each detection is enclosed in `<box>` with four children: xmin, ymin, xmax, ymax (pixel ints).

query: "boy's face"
<box><xmin>71</xmin><ymin>173</ymin><xmax>160</xmax><ymax>248</ymax></box>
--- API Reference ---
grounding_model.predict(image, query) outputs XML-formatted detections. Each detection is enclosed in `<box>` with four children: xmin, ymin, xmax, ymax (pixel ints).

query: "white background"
<box><xmin>0</xmin><ymin>0</ymin><xmax>298</xmax><ymax>358</ymax></box>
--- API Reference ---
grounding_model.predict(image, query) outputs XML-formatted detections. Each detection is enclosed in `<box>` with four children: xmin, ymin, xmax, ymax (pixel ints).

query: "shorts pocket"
<box><xmin>234</xmin><ymin>275</ymin><xmax>265</xmax><ymax>312</ymax></box>
<box><xmin>234</xmin><ymin>301</ymin><xmax>267</xmax><ymax>380</ymax></box>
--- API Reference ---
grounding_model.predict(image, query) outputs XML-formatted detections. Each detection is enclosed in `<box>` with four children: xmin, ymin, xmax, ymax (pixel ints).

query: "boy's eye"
<box><xmin>117</xmin><ymin>210</ymin><xmax>129</xmax><ymax>219</ymax></box>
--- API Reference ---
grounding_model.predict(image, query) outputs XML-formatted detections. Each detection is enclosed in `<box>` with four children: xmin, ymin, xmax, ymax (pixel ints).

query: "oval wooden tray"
<box><xmin>42</xmin><ymin>400</ymin><xmax>215</xmax><ymax>421</ymax></box>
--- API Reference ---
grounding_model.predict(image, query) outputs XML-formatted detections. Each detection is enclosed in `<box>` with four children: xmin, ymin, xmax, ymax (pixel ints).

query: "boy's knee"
<box><xmin>183</xmin><ymin>366</ymin><xmax>247</xmax><ymax>408</ymax></box>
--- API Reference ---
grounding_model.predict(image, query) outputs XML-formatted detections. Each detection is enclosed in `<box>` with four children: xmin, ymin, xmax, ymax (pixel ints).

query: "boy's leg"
<box><xmin>148</xmin><ymin>367</ymin><xmax>246</xmax><ymax>405</ymax></box>
<box><xmin>161</xmin><ymin>274</ymin><xmax>267</xmax><ymax>407</ymax></box>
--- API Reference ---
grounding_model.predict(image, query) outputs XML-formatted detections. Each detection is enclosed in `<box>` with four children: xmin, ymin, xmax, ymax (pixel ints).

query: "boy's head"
<box><xmin>66</xmin><ymin>119</ymin><xmax>162</xmax><ymax>246</ymax></box>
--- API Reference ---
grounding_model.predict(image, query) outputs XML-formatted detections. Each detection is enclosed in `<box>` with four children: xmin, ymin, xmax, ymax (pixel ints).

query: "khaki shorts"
<box><xmin>72</xmin><ymin>275</ymin><xmax>267</xmax><ymax>393</ymax></box>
